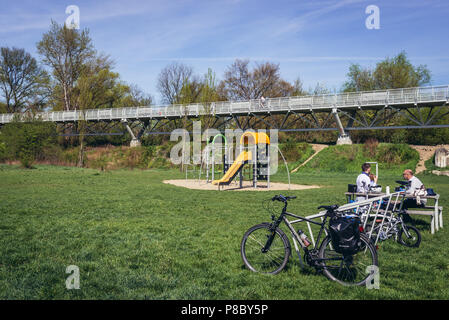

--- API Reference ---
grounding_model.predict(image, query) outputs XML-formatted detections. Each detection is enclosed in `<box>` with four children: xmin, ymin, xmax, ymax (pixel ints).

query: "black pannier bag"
<box><xmin>328</xmin><ymin>216</ymin><xmax>362</xmax><ymax>255</ymax></box>
<box><xmin>348</xmin><ymin>184</ymin><xmax>357</xmax><ymax>193</ymax></box>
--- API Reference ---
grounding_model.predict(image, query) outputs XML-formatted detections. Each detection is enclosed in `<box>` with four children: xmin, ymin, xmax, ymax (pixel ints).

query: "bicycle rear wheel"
<box><xmin>318</xmin><ymin>234</ymin><xmax>378</xmax><ymax>286</ymax></box>
<box><xmin>241</xmin><ymin>223</ymin><xmax>291</xmax><ymax>275</ymax></box>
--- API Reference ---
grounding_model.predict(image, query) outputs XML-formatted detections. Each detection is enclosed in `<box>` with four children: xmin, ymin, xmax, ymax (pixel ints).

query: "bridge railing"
<box><xmin>0</xmin><ymin>85</ymin><xmax>448</xmax><ymax>124</ymax></box>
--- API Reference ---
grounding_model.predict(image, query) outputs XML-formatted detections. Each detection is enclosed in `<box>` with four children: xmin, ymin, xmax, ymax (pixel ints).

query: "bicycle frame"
<box><xmin>283</xmin><ymin>211</ymin><xmax>328</xmax><ymax>251</ymax></box>
<box><xmin>265</xmin><ymin>201</ymin><xmax>335</xmax><ymax>268</ymax></box>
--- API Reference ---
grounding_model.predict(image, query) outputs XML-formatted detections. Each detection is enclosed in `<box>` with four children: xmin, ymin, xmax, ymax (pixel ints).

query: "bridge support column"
<box><xmin>121</xmin><ymin>119</ymin><xmax>141</xmax><ymax>147</ymax></box>
<box><xmin>332</xmin><ymin>108</ymin><xmax>352</xmax><ymax>145</ymax></box>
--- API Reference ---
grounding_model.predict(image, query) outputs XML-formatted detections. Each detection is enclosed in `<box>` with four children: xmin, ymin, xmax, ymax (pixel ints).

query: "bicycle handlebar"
<box><xmin>271</xmin><ymin>194</ymin><xmax>297</xmax><ymax>202</ymax></box>
<box><xmin>396</xmin><ymin>180</ymin><xmax>411</xmax><ymax>187</ymax></box>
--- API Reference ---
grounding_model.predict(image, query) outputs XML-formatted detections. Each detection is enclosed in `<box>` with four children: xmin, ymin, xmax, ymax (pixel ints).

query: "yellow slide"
<box><xmin>212</xmin><ymin>151</ymin><xmax>252</xmax><ymax>185</ymax></box>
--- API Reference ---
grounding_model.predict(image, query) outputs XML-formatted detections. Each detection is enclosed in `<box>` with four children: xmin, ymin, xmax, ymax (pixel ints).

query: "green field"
<box><xmin>0</xmin><ymin>164</ymin><xmax>448</xmax><ymax>299</ymax></box>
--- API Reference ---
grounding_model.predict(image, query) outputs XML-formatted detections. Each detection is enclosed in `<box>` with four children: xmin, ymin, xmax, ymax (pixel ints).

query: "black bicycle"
<box><xmin>241</xmin><ymin>195</ymin><xmax>378</xmax><ymax>286</ymax></box>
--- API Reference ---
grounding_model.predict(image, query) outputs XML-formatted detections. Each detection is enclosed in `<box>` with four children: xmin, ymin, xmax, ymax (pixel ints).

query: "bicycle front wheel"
<box><xmin>241</xmin><ymin>223</ymin><xmax>291</xmax><ymax>275</ymax></box>
<box><xmin>318</xmin><ymin>234</ymin><xmax>378</xmax><ymax>286</ymax></box>
<box><xmin>398</xmin><ymin>224</ymin><xmax>421</xmax><ymax>247</ymax></box>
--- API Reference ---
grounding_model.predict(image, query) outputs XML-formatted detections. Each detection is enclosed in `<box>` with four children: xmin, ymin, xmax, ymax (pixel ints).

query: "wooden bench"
<box><xmin>406</xmin><ymin>205</ymin><xmax>443</xmax><ymax>234</ymax></box>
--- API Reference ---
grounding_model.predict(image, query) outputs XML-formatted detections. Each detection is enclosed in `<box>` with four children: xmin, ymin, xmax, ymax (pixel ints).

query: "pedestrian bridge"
<box><xmin>1</xmin><ymin>85</ymin><xmax>448</xmax><ymax>144</ymax></box>
<box><xmin>1</xmin><ymin>85</ymin><xmax>448</xmax><ymax>124</ymax></box>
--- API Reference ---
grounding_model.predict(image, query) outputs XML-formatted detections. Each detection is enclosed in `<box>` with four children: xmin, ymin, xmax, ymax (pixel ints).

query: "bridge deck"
<box><xmin>1</xmin><ymin>85</ymin><xmax>448</xmax><ymax>124</ymax></box>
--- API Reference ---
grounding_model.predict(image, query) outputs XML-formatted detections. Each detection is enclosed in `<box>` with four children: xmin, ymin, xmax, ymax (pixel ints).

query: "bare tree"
<box><xmin>128</xmin><ymin>84</ymin><xmax>153</xmax><ymax>106</ymax></box>
<box><xmin>219</xmin><ymin>59</ymin><xmax>252</xmax><ymax>100</ymax></box>
<box><xmin>157</xmin><ymin>62</ymin><xmax>193</xmax><ymax>104</ymax></box>
<box><xmin>219</xmin><ymin>59</ymin><xmax>298</xmax><ymax>100</ymax></box>
<box><xmin>251</xmin><ymin>61</ymin><xmax>281</xmax><ymax>98</ymax></box>
<box><xmin>0</xmin><ymin>47</ymin><xmax>50</xmax><ymax>113</ymax></box>
<box><xmin>37</xmin><ymin>20</ymin><xmax>95</xmax><ymax>111</ymax></box>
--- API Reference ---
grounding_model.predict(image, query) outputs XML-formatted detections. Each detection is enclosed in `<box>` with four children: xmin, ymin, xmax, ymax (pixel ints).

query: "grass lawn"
<box><xmin>0</xmin><ymin>164</ymin><xmax>448</xmax><ymax>299</ymax></box>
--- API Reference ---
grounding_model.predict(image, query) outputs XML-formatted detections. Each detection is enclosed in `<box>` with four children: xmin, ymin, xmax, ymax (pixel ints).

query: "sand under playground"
<box><xmin>163</xmin><ymin>179</ymin><xmax>321</xmax><ymax>191</ymax></box>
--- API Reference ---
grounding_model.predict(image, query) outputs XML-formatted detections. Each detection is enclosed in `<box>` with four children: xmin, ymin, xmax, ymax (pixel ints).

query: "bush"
<box><xmin>363</xmin><ymin>138</ymin><xmax>378</xmax><ymax>158</ymax></box>
<box><xmin>0</xmin><ymin>141</ymin><xmax>7</xmax><ymax>162</ymax></box>
<box><xmin>279</xmin><ymin>141</ymin><xmax>314</xmax><ymax>164</ymax></box>
<box><xmin>377</xmin><ymin>144</ymin><xmax>417</xmax><ymax>165</ymax></box>
<box><xmin>1</xmin><ymin>116</ymin><xmax>57</xmax><ymax>168</ymax></box>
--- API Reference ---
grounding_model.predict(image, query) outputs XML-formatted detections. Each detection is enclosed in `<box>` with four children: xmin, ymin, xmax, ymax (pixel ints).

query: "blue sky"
<box><xmin>1</xmin><ymin>0</ymin><xmax>449</xmax><ymax>104</ymax></box>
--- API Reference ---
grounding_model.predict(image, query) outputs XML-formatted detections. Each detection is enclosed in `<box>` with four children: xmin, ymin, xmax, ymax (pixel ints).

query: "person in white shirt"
<box><xmin>355</xmin><ymin>163</ymin><xmax>374</xmax><ymax>201</ymax></box>
<box><xmin>260</xmin><ymin>96</ymin><xmax>266</xmax><ymax>108</ymax></box>
<box><xmin>402</xmin><ymin>169</ymin><xmax>426</xmax><ymax>222</ymax></box>
<box><xmin>402</xmin><ymin>169</ymin><xmax>427</xmax><ymax>207</ymax></box>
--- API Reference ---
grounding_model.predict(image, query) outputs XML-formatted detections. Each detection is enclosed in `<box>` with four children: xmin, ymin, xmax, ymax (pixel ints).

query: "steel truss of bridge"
<box><xmin>1</xmin><ymin>85</ymin><xmax>448</xmax><ymax>143</ymax></box>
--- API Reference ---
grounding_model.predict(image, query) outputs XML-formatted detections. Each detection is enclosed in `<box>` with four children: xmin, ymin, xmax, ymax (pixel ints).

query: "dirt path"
<box><xmin>291</xmin><ymin>144</ymin><xmax>329</xmax><ymax>173</ymax></box>
<box><xmin>410</xmin><ymin>145</ymin><xmax>449</xmax><ymax>174</ymax></box>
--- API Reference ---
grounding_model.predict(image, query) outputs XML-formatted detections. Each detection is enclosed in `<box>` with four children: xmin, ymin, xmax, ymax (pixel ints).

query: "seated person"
<box><xmin>355</xmin><ymin>163</ymin><xmax>374</xmax><ymax>201</ymax></box>
<box><xmin>401</xmin><ymin>169</ymin><xmax>427</xmax><ymax>223</ymax></box>
<box><xmin>402</xmin><ymin>169</ymin><xmax>427</xmax><ymax>208</ymax></box>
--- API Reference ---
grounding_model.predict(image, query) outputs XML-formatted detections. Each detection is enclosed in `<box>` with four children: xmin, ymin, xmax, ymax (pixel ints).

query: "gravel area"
<box><xmin>163</xmin><ymin>179</ymin><xmax>321</xmax><ymax>191</ymax></box>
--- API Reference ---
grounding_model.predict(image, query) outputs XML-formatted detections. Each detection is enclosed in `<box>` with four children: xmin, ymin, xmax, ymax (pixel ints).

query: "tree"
<box><xmin>177</xmin><ymin>76</ymin><xmax>203</xmax><ymax>104</ymax></box>
<box><xmin>311</xmin><ymin>82</ymin><xmax>331</xmax><ymax>95</ymax></box>
<box><xmin>37</xmin><ymin>20</ymin><xmax>95</xmax><ymax>111</ymax></box>
<box><xmin>218</xmin><ymin>59</ymin><xmax>300</xmax><ymax>100</ymax></box>
<box><xmin>290</xmin><ymin>78</ymin><xmax>306</xmax><ymax>97</ymax></box>
<box><xmin>0</xmin><ymin>101</ymin><xmax>6</xmax><ymax>113</ymax></box>
<box><xmin>0</xmin><ymin>47</ymin><xmax>50</xmax><ymax>113</ymax></box>
<box><xmin>219</xmin><ymin>59</ymin><xmax>254</xmax><ymax>100</ymax></box>
<box><xmin>75</xmin><ymin>75</ymin><xmax>90</xmax><ymax>167</ymax></box>
<box><xmin>199</xmin><ymin>68</ymin><xmax>220</xmax><ymax>129</ymax></box>
<box><xmin>73</xmin><ymin>55</ymin><xmax>131</xmax><ymax>166</ymax></box>
<box><xmin>342</xmin><ymin>64</ymin><xmax>375</xmax><ymax>92</ymax></box>
<box><xmin>157</xmin><ymin>62</ymin><xmax>193</xmax><ymax>104</ymax></box>
<box><xmin>72</xmin><ymin>55</ymin><xmax>129</xmax><ymax>110</ymax></box>
<box><xmin>126</xmin><ymin>84</ymin><xmax>153</xmax><ymax>107</ymax></box>
<box><xmin>343</xmin><ymin>51</ymin><xmax>431</xmax><ymax>92</ymax></box>
<box><xmin>373</xmin><ymin>51</ymin><xmax>431</xmax><ymax>89</ymax></box>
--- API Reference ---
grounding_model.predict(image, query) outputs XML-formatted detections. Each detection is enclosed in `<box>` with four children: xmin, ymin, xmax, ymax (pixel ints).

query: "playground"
<box><xmin>172</xmin><ymin>131</ymin><xmax>310</xmax><ymax>191</ymax></box>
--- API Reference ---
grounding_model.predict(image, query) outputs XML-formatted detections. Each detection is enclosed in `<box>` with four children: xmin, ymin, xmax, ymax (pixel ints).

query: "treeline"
<box><xmin>1</xmin><ymin>21</ymin><xmax>448</xmax><ymax>168</ymax></box>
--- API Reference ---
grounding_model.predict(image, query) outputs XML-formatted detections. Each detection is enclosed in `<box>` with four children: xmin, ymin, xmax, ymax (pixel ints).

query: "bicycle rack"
<box><xmin>335</xmin><ymin>191</ymin><xmax>404</xmax><ymax>246</ymax></box>
<box><xmin>302</xmin><ymin>192</ymin><xmax>404</xmax><ymax>247</ymax></box>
